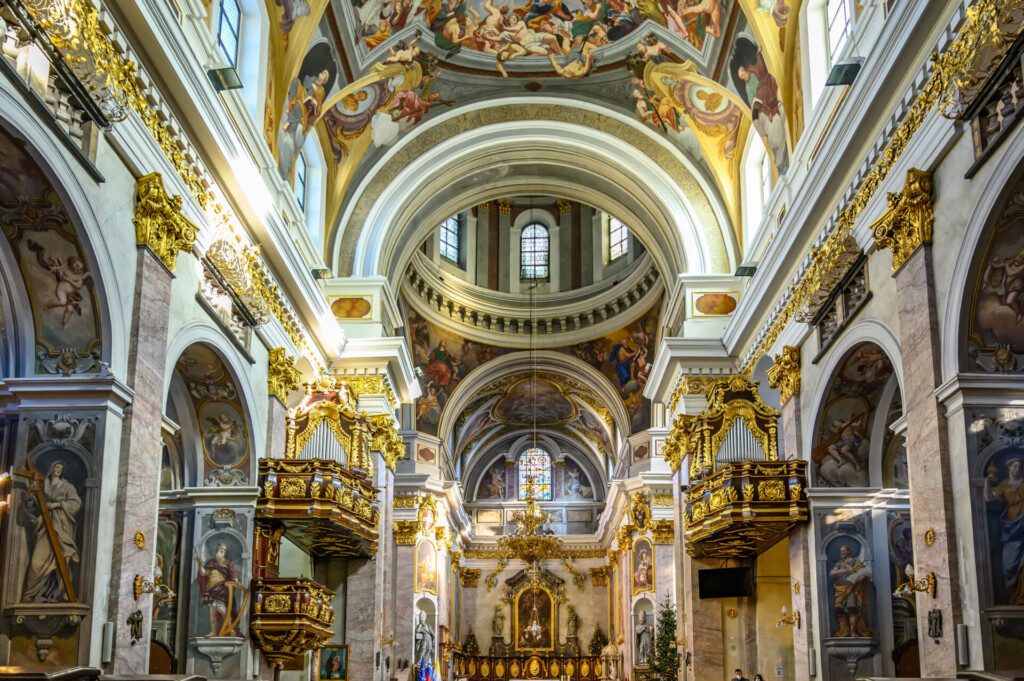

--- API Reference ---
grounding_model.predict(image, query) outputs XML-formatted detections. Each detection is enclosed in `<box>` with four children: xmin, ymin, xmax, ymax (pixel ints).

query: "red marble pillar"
<box><xmin>106</xmin><ymin>247</ymin><xmax>174</xmax><ymax>673</ymax></box>
<box><xmin>892</xmin><ymin>244</ymin><xmax>962</xmax><ymax>675</ymax></box>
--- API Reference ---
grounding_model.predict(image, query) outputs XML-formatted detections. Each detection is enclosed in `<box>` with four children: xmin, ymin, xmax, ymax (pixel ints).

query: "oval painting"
<box><xmin>331</xmin><ymin>297</ymin><xmax>372</xmax><ymax>319</ymax></box>
<box><xmin>695</xmin><ymin>293</ymin><xmax>738</xmax><ymax>316</ymax></box>
<box><xmin>199</xmin><ymin>402</ymin><xmax>249</xmax><ymax>469</ymax></box>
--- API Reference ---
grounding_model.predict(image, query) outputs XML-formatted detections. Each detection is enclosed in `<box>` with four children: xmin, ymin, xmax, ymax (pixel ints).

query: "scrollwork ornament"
<box><xmin>766</xmin><ymin>346</ymin><xmax>801</xmax><ymax>405</ymax></box>
<box><xmin>870</xmin><ymin>169</ymin><xmax>935</xmax><ymax>272</ymax></box>
<box><xmin>267</xmin><ymin>348</ymin><xmax>302</xmax><ymax>404</ymax></box>
<box><xmin>133</xmin><ymin>173</ymin><xmax>198</xmax><ymax>272</ymax></box>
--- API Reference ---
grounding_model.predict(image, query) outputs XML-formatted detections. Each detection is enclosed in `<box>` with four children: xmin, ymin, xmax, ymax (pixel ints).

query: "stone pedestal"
<box><xmin>892</xmin><ymin>245</ymin><xmax>962</xmax><ymax>675</ymax></box>
<box><xmin>107</xmin><ymin>248</ymin><xmax>174</xmax><ymax>673</ymax></box>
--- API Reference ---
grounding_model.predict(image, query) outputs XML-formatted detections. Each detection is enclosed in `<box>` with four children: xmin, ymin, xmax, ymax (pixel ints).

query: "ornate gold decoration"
<box><xmin>497</xmin><ymin>199</ymin><xmax>513</xmax><ymax>215</ymax></box>
<box><xmin>683</xmin><ymin>460</ymin><xmax>808</xmax><ymax>558</ymax></box>
<box><xmin>894</xmin><ymin>566</ymin><xmax>937</xmax><ymax>599</ymax></box>
<box><xmin>394</xmin><ymin>495</ymin><xmax>419</xmax><ymax>509</ymax></box>
<box><xmin>250</xmin><ymin>577</ymin><xmax>334</xmax><ymax>667</ymax></box>
<box><xmin>667</xmin><ymin>374</ymin><xmax>720</xmax><ymax>413</ymax></box>
<box><xmin>419</xmin><ymin>494</ymin><xmax>439</xmax><ymax>532</ymax></box>
<box><xmin>924</xmin><ymin>528</ymin><xmax>936</xmax><ymax>547</ymax></box>
<box><xmin>615</xmin><ymin>524</ymin><xmax>634</xmax><ymax>551</ymax></box>
<box><xmin>246</xmin><ymin>253</ymin><xmax>319</xmax><ymax>363</ymax></box>
<box><xmin>652</xmin><ymin>493</ymin><xmax>674</xmax><ymax>507</ymax></box>
<box><xmin>368</xmin><ymin>413</ymin><xmax>404</xmax><ymax>471</ymax></box>
<box><xmin>206</xmin><ymin>240</ymin><xmax>271</xmax><ymax>323</ymax></box>
<box><xmin>460</xmin><ymin>568</ymin><xmax>481</xmax><ymax>588</ymax></box>
<box><xmin>662</xmin><ymin>413</ymin><xmax>694</xmax><ymax>474</ymax></box>
<box><xmin>652</xmin><ymin>520</ymin><xmax>674</xmax><ymax>544</ymax></box>
<box><xmin>589</xmin><ymin>566</ymin><xmax>609</xmax><ymax>587</ymax></box>
<box><xmin>393</xmin><ymin>520</ymin><xmax>420</xmax><ymax>545</ymax></box>
<box><xmin>777</xmin><ymin>607</ymin><xmax>800</xmax><ymax>629</ymax></box>
<box><xmin>556</xmin><ymin>199</ymin><xmax>574</xmax><ymax>214</ymax></box>
<box><xmin>258</xmin><ymin>458</ymin><xmax>379</xmax><ymax>556</ymax></box>
<box><xmin>871</xmin><ymin>168</ymin><xmax>935</xmax><ymax>272</ymax></box>
<box><xmin>133</xmin><ymin>531</ymin><xmax>145</xmax><ymax>549</ymax></box>
<box><xmin>629</xmin><ymin>492</ymin><xmax>651</xmax><ymax>532</ymax></box>
<box><xmin>343</xmin><ymin>374</ymin><xmax>399</xmax><ymax>409</ymax></box>
<box><xmin>766</xmin><ymin>346</ymin><xmax>801</xmax><ymax>405</ymax></box>
<box><xmin>560</xmin><ymin>558</ymin><xmax>586</xmax><ymax>591</ymax></box>
<box><xmin>133</xmin><ymin>173</ymin><xmax>198</xmax><ymax>272</ymax></box>
<box><xmin>267</xmin><ymin>348</ymin><xmax>302</xmax><ymax>404</ymax></box>
<box><xmin>739</xmin><ymin>1</ymin><xmax>1017</xmax><ymax>375</ymax></box>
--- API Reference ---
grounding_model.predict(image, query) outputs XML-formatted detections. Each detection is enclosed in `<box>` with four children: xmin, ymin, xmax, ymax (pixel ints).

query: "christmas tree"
<box><xmin>649</xmin><ymin>596</ymin><xmax>679</xmax><ymax>681</ymax></box>
<box><xmin>588</xmin><ymin>624</ymin><xmax>609</xmax><ymax>655</ymax></box>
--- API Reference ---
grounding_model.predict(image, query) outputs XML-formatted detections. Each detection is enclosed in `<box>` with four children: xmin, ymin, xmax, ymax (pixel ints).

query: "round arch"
<box><xmin>331</xmin><ymin>98</ymin><xmax>737</xmax><ymax>282</ymax></box>
<box><xmin>941</xmin><ymin>124</ymin><xmax>1024</xmax><ymax>380</ymax></box>
<box><xmin>0</xmin><ymin>109</ymin><xmax>126</xmax><ymax>376</ymax></box>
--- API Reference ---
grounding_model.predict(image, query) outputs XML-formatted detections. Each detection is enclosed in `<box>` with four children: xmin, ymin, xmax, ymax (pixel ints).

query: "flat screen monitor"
<box><xmin>697</xmin><ymin>567</ymin><xmax>754</xmax><ymax>599</ymax></box>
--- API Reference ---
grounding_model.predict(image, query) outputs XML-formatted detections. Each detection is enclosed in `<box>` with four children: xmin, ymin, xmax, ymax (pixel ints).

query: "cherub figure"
<box><xmin>205</xmin><ymin>413</ymin><xmax>240</xmax><ymax>448</ymax></box>
<box><xmin>27</xmin><ymin>239</ymin><xmax>91</xmax><ymax>329</ymax></box>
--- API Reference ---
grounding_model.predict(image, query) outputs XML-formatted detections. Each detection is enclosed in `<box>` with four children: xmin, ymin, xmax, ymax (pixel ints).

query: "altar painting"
<box><xmin>514</xmin><ymin>587</ymin><xmax>554</xmax><ymax>652</ymax></box>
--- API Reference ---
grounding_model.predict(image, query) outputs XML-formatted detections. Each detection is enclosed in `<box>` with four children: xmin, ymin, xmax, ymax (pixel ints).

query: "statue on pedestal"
<box><xmin>414</xmin><ymin>611</ymin><xmax>435</xmax><ymax>665</ymax></box>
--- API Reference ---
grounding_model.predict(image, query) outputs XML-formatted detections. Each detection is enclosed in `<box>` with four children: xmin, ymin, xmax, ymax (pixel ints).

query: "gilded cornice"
<box><xmin>766</xmin><ymin>346</ymin><xmax>801</xmax><ymax>405</ymax></box>
<box><xmin>870</xmin><ymin>169</ymin><xmax>934</xmax><ymax>272</ymax></box>
<box><xmin>267</xmin><ymin>348</ymin><xmax>302</xmax><ymax>404</ymax></box>
<box><xmin>652</xmin><ymin>493</ymin><xmax>674</xmax><ymax>507</ymax></box>
<box><xmin>394</xmin><ymin>494</ymin><xmax>420</xmax><ymax>509</ymax></box>
<box><xmin>393</xmin><ymin>520</ymin><xmax>420</xmax><ymax>545</ymax></box>
<box><xmin>133</xmin><ymin>173</ymin><xmax>198</xmax><ymax>272</ymax></box>
<box><xmin>740</xmin><ymin>1</ymin><xmax>1010</xmax><ymax>375</ymax></box>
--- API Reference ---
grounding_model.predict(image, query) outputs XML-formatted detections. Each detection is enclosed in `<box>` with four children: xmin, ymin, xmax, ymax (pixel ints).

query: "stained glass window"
<box><xmin>519</xmin><ymin>447</ymin><xmax>552</xmax><ymax>500</ymax></box>
<box><xmin>520</xmin><ymin>224</ymin><xmax>549</xmax><ymax>279</ymax></box>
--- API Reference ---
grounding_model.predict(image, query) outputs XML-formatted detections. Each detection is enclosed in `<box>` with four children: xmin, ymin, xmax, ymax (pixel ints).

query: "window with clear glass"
<box><xmin>827</xmin><ymin>0</ymin><xmax>851</xmax><ymax>65</ymax></box>
<box><xmin>294</xmin><ymin>153</ymin><xmax>307</xmax><ymax>211</ymax></box>
<box><xmin>217</xmin><ymin>0</ymin><xmax>242</xmax><ymax>67</ymax></box>
<box><xmin>609</xmin><ymin>217</ymin><xmax>629</xmax><ymax>261</ymax></box>
<box><xmin>520</xmin><ymin>223</ymin><xmax>549</xmax><ymax>279</ymax></box>
<box><xmin>519</xmin><ymin>447</ymin><xmax>552</xmax><ymax>500</ymax></box>
<box><xmin>440</xmin><ymin>215</ymin><xmax>460</xmax><ymax>263</ymax></box>
<box><xmin>760</xmin><ymin>149</ymin><xmax>773</xmax><ymax>202</ymax></box>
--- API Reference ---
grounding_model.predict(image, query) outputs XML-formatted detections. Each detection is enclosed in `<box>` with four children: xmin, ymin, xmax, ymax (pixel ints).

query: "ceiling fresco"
<box><xmin>258</xmin><ymin>0</ymin><xmax>805</xmax><ymax>257</ymax></box>
<box><xmin>407</xmin><ymin>298</ymin><xmax>660</xmax><ymax>438</ymax></box>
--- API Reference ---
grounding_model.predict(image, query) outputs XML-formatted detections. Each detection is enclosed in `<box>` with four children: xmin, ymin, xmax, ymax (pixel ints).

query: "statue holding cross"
<box><xmin>15</xmin><ymin>460</ymin><xmax>81</xmax><ymax>603</ymax></box>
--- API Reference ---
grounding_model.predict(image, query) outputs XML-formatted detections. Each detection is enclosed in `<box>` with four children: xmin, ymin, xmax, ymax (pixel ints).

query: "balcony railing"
<box><xmin>684</xmin><ymin>459</ymin><xmax>808</xmax><ymax>559</ymax></box>
<box><xmin>250</xmin><ymin>577</ymin><xmax>335</xmax><ymax>668</ymax></box>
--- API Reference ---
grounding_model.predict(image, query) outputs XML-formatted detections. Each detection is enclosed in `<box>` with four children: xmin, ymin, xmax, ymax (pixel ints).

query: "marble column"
<box><xmin>892</xmin><ymin>244</ymin><xmax>962</xmax><ymax>675</ymax></box>
<box><xmin>107</xmin><ymin>246</ymin><xmax>174</xmax><ymax>673</ymax></box>
<box><xmin>681</xmin><ymin>552</ymin><xmax>725</xmax><ymax>681</ymax></box>
<box><xmin>265</xmin><ymin>394</ymin><xmax>287</xmax><ymax>458</ymax></box>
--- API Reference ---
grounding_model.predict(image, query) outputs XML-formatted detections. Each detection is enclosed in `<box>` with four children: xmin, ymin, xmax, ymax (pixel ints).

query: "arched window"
<box><xmin>217</xmin><ymin>0</ymin><xmax>242</xmax><ymax>67</ymax></box>
<box><xmin>520</xmin><ymin>223</ymin><xmax>549</xmax><ymax>279</ymax></box>
<box><xmin>519</xmin><ymin>447</ymin><xmax>552</xmax><ymax>500</ymax></box>
<box><xmin>294</xmin><ymin>152</ymin><xmax>308</xmax><ymax>211</ymax></box>
<box><xmin>440</xmin><ymin>215</ymin><xmax>460</xmax><ymax>263</ymax></box>
<box><xmin>742</xmin><ymin>132</ymin><xmax>770</xmax><ymax>250</ymax></box>
<box><xmin>609</xmin><ymin>217</ymin><xmax>629</xmax><ymax>261</ymax></box>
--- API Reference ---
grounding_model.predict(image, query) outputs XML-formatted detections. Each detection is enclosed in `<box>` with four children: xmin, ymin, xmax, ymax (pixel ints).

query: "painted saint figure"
<box><xmin>22</xmin><ymin>461</ymin><xmax>81</xmax><ymax>602</ymax></box>
<box><xmin>195</xmin><ymin>541</ymin><xmax>242</xmax><ymax>637</ymax></box>
<box><xmin>984</xmin><ymin>457</ymin><xmax>1024</xmax><ymax>604</ymax></box>
<box><xmin>633</xmin><ymin>546</ymin><xmax>653</xmax><ymax>591</ymax></box>
<box><xmin>829</xmin><ymin>543</ymin><xmax>873</xmax><ymax>637</ymax></box>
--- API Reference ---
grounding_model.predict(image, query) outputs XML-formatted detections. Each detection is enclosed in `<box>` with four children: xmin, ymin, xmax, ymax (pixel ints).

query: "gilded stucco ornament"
<box><xmin>460</xmin><ymin>568</ymin><xmax>481</xmax><ymax>588</ymax></box>
<box><xmin>206</xmin><ymin>239</ymin><xmax>270</xmax><ymax>323</ymax></box>
<box><xmin>588</xmin><ymin>566</ymin><xmax>609</xmax><ymax>587</ymax></box>
<box><xmin>871</xmin><ymin>169</ymin><xmax>935</xmax><ymax>272</ymax></box>
<box><xmin>267</xmin><ymin>348</ymin><xmax>302</xmax><ymax>404</ymax></box>
<box><xmin>766</xmin><ymin>346</ymin><xmax>801</xmax><ymax>405</ymax></box>
<box><xmin>393</xmin><ymin>520</ymin><xmax>420</xmax><ymax>545</ymax></box>
<box><xmin>740</xmin><ymin>1</ymin><xmax>1012</xmax><ymax>376</ymax></box>
<box><xmin>652</xmin><ymin>520</ymin><xmax>674</xmax><ymax>544</ymax></box>
<box><xmin>661</xmin><ymin>413</ymin><xmax>694</xmax><ymax>474</ymax></box>
<box><xmin>133</xmin><ymin>173</ymin><xmax>198</xmax><ymax>272</ymax></box>
<box><xmin>368</xmin><ymin>413</ymin><xmax>405</xmax><ymax>471</ymax></box>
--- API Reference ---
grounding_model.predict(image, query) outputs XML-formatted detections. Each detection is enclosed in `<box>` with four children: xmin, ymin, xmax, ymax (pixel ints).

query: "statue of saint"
<box><xmin>492</xmin><ymin>603</ymin><xmax>505</xmax><ymax>639</ymax></box>
<box><xmin>567</xmin><ymin>604</ymin><xmax>579</xmax><ymax>638</ymax></box>
<box><xmin>414</xmin><ymin>611</ymin><xmax>435</xmax><ymax>664</ymax></box>
<box><xmin>635</xmin><ymin>613</ymin><xmax>653</xmax><ymax>667</ymax></box>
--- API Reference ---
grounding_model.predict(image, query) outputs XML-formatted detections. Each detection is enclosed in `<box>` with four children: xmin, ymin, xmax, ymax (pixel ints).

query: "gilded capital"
<box><xmin>134</xmin><ymin>172</ymin><xmax>199</xmax><ymax>272</ymax></box>
<box><xmin>393</xmin><ymin>520</ymin><xmax>420</xmax><ymax>545</ymax></box>
<box><xmin>556</xmin><ymin>199</ymin><xmax>574</xmax><ymax>214</ymax></box>
<box><xmin>460</xmin><ymin>567</ymin><xmax>481</xmax><ymax>588</ymax></box>
<box><xmin>588</xmin><ymin>566</ymin><xmax>609</xmax><ymax>587</ymax></box>
<box><xmin>497</xmin><ymin>199</ymin><xmax>513</xmax><ymax>215</ymax></box>
<box><xmin>661</xmin><ymin>413</ymin><xmax>694</xmax><ymax>474</ymax></box>
<box><xmin>368</xmin><ymin>413</ymin><xmax>405</xmax><ymax>472</ymax></box>
<box><xmin>766</xmin><ymin>345</ymin><xmax>801</xmax><ymax>405</ymax></box>
<box><xmin>652</xmin><ymin>519</ymin><xmax>675</xmax><ymax>544</ymax></box>
<box><xmin>267</xmin><ymin>348</ymin><xmax>302</xmax><ymax>404</ymax></box>
<box><xmin>871</xmin><ymin>168</ymin><xmax>934</xmax><ymax>272</ymax></box>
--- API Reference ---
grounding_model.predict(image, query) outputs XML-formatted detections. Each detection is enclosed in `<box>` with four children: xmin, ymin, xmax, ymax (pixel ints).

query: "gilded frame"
<box><xmin>414</xmin><ymin>538</ymin><xmax>438</xmax><ymax>595</ymax></box>
<box><xmin>513</xmin><ymin>584</ymin><xmax>557</xmax><ymax>653</ymax></box>
<box><xmin>631</xmin><ymin>537</ymin><xmax>655</xmax><ymax>596</ymax></box>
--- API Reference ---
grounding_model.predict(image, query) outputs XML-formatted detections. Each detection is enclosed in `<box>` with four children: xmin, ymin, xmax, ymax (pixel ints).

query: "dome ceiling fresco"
<box><xmin>261</xmin><ymin>0</ymin><xmax>805</xmax><ymax>262</ymax></box>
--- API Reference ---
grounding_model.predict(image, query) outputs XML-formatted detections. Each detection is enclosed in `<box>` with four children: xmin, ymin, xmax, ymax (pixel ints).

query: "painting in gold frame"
<box><xmin>513</xmin><ymin>586</ymin><xmax>555</xmax><ymax>653</ymax></box>
<box><xmin>318</xmin><ymin>645</ymin><xmax>348</xmax><ymax>679</ymax></box>
<box><xmin>415</xmin><ymin>539</ymin><xmax>438</xmax><ymax>594</ymax></box>
<box><xmin>631</xmin><ymin>537</ymin><xmax>654</xmax><ymax>595</ymax></box>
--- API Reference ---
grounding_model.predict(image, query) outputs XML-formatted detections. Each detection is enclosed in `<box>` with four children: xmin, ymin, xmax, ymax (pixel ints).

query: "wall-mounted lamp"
<box><xmin>133</xmin><ymin>574</ymin><xmax>174</xmax><ymax>601</ymax></box>
<box><xmin>379</xmin><ymin>631</ymin><xmax>396</xmax><ymax>646</ymax></box>
<box><xmin>893</xmin><ymin>564</ymin><xmax>936</xmax><ymax>599</ymax></box>
<box><xmin>777</xmin><ymin>606</ymin><xmax>801</xmax><ymax>629</ymax></box>
<box><xmin>826</xmin><ymin>58</ymin><xmax>864</xmax><ymax>87</ymax></box>
<box><xmin>207</xmin><ymin>66</ymin><xmax>242</xmax><ymax>92</ymax></box>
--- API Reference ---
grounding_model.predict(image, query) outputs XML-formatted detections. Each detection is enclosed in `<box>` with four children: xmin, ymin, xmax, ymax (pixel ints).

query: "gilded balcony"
<box><xmin>684</xmin><ymin>459</ymin><xmax>808</xmax><ymax>558</ymax></box>
<box><xmin>257</xmin><ymin>458</ymin><xmax>378</xmax><ymax>556</ymax></box>
<box><xmin>250</xmin><ymin>577</ymin><xmax>335</xmax><ymax>667</ymax></box>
